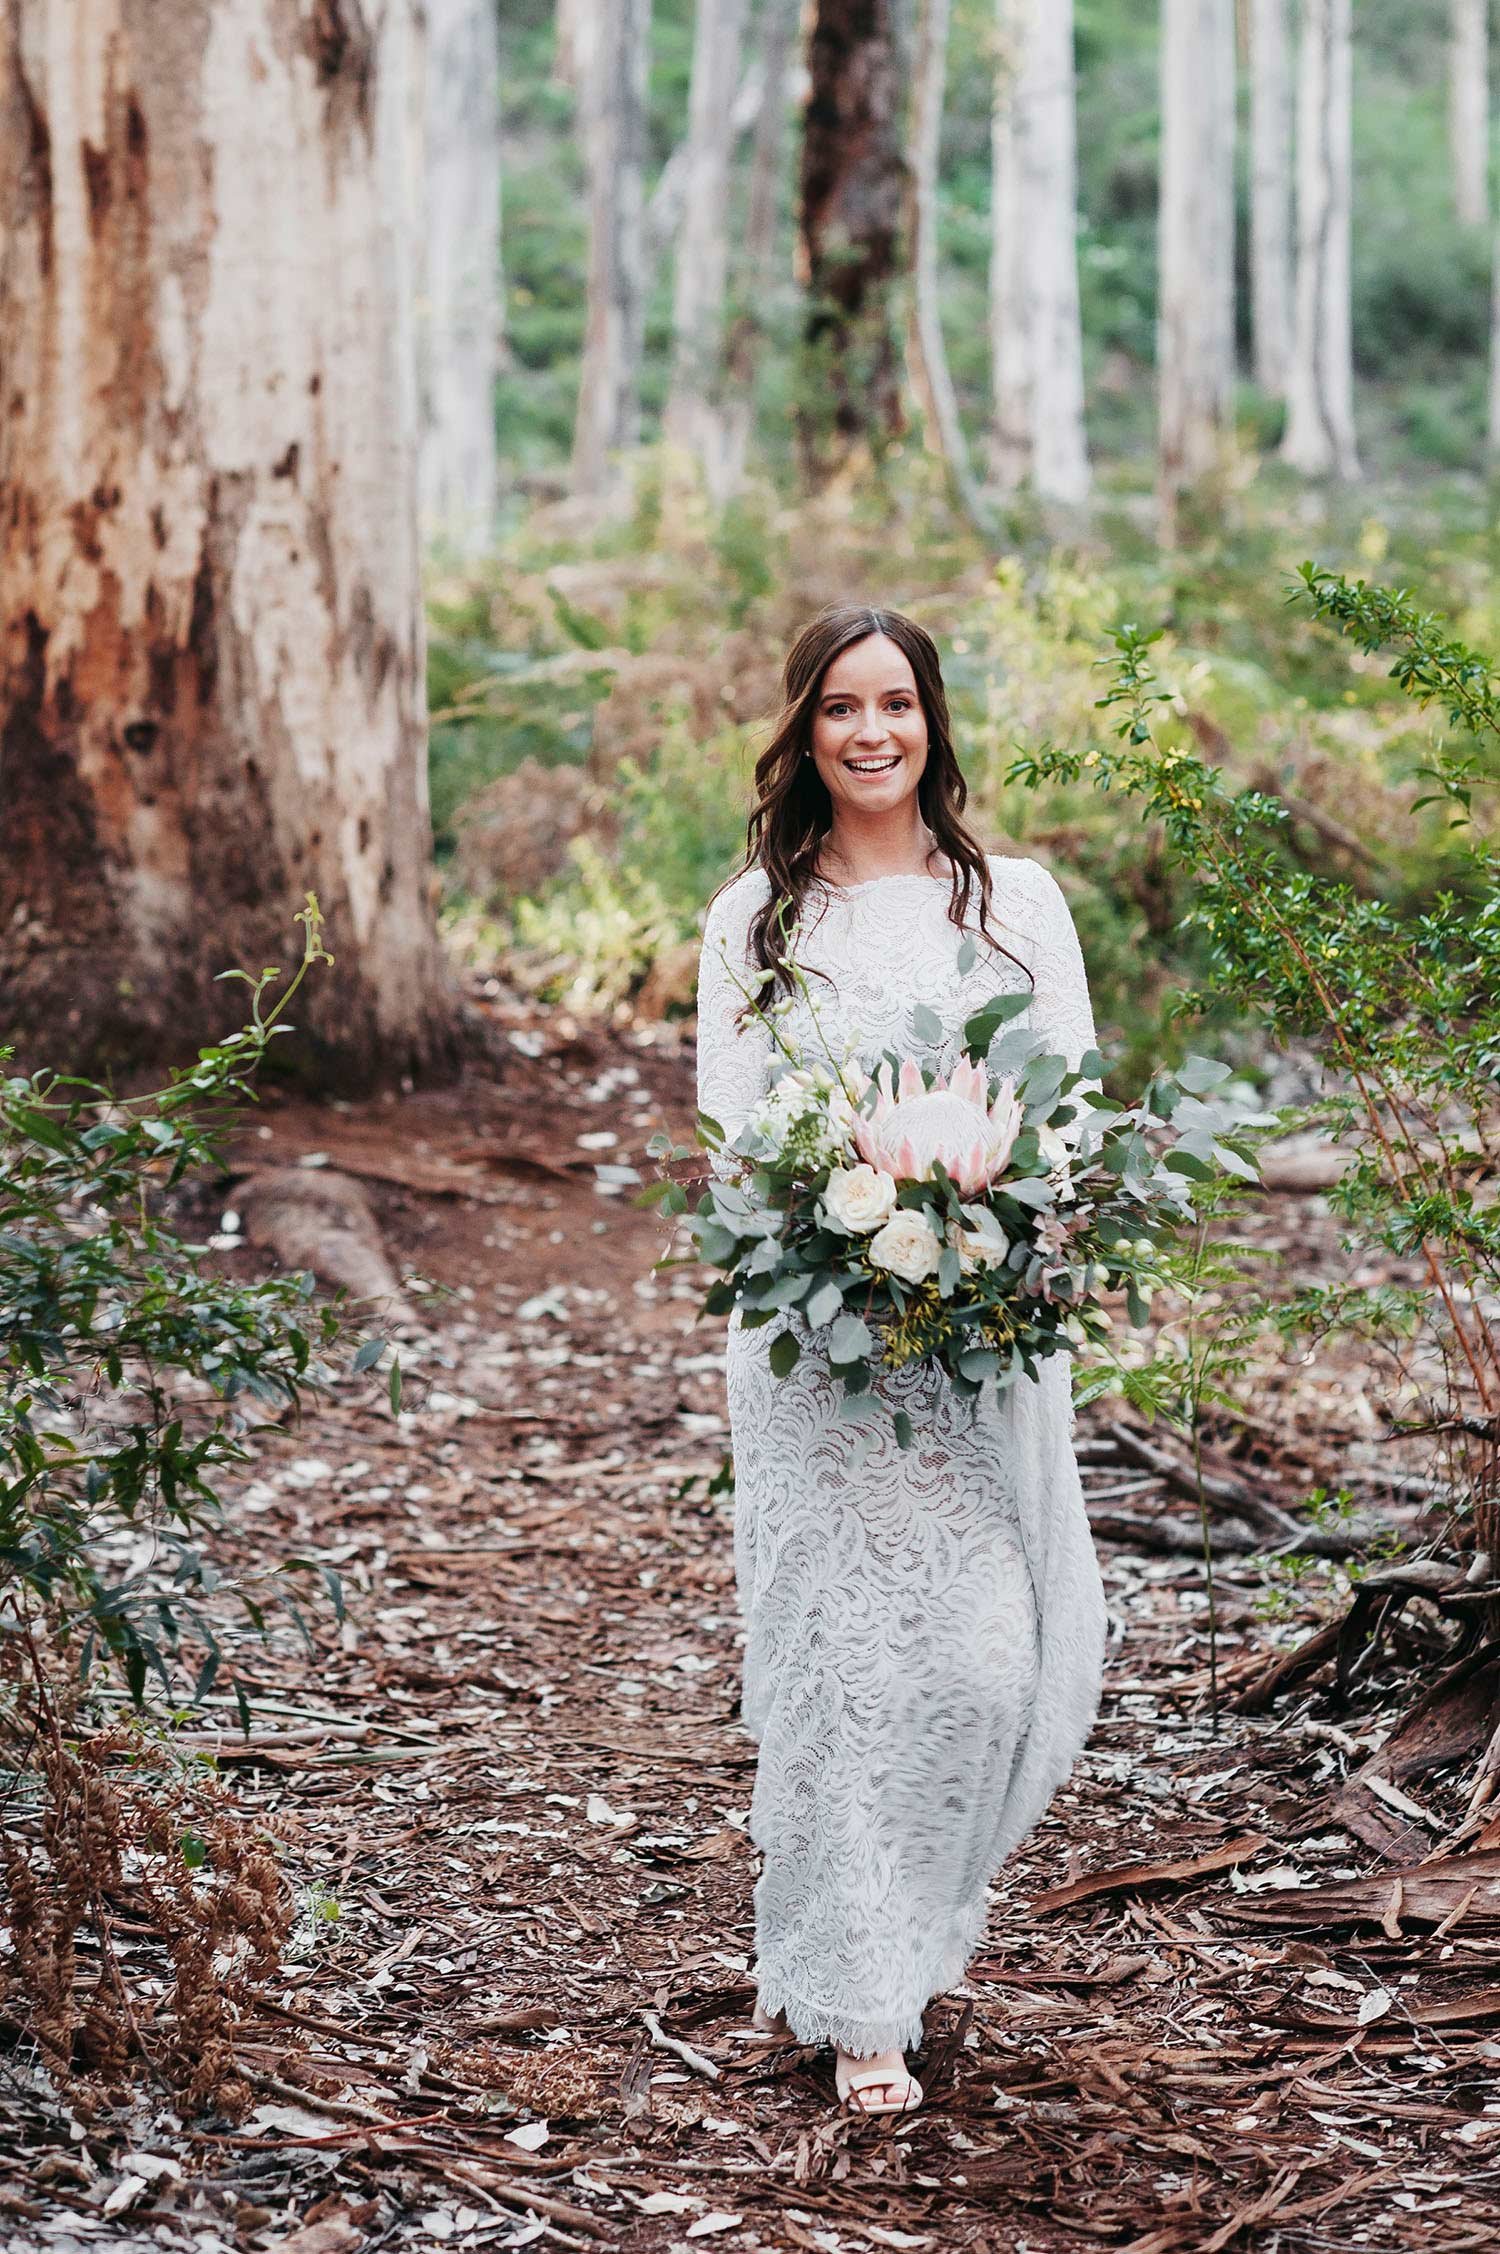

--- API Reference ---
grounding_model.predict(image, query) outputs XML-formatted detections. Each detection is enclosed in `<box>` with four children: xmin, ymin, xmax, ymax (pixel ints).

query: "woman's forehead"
<box><xmin>819</xmin><ymin>633</ymin><xmax>918</xmax><ymax>695</ymax></box>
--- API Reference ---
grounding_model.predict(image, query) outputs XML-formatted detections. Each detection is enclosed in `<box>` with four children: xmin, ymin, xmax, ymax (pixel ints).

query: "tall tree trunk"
<box><xmin>663</xmin><ymin>0</ymin><xmax>751</xmax><ymax>500</ymax></box>
<box><xmin>421</xmin><ymin>0</ymin><xmax>503</xmax><ymax>557</ymax></box>
<box><xmin>570</xmin><ymin>0</ymin><xmax>651</xmax><ymax>496</ymax></box>
<box><xmin>1249</xmin><ymin>0</ymin><xmax>1293</xmax><ymax>397</ymax></box>
<box><xmin>554</xmin><ymin>0</ymin><xmax>596</xmax><ymax>92</ymax></box>
<box><xmin>1157</xmin><ymin>0</ymin><xmax>1236</xmax><ymax>516</ymax></box>
<box><xmin>988</xmin><ymin>0</ymin><xmax>1089</xmax><ymax>506</ymax></box>
<box><xmin>906</xmin><ymin>0</ymin><xmax>988</xmax><ymax>527</ymax></box>
<box><xmin>0</xmin><ymin>0</ymin><xmax>455</xmax><ymax>1086</ymax></box>
<box><xmin>1450</xmin><ymin>0</ymin><xmax>1490</xmax><ymax>231</ymax></box>
<box><xmin>1281</xmin><ymin>0</ymin><xmax>1360</xmax><ymax>479</ymax></box>
<box><xmin>797</xmin><ymin>0</ymin><xmax>909</xmax><ymax>485</ymax></box>
<box><xmin>720</xmin><ymin>0</ymin><xmax>801</xmax><ymax>495</ymax></box>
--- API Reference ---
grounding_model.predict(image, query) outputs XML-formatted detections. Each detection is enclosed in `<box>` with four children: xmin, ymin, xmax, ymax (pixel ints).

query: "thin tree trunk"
<box><xmin>993</xmin><ymin>0</ymin><xmax>1093</xmax><ymax>502</ymax></box>
<box><xmin>1281</xmin><ymin>0</ymin><xmax>1360</xmax><ymax>479</ymax></box>
<box><xmin>664</xmin><ymin>0</ymin><xmax>751</xmax><ymax>500</ymax></box>
<box><xmin>421</xmin><ymin>0</ymin><xmax>503</xmax><ymax>557</ymax></box>
<box><xmin>1489</xmin><ymin>205</ymin><xmax>1500</xmax><ymax>457</ymax></box>
<box><xmin>646</xmin><ymin>55</ymin><xmax>763</xmax><ymax>268</ymax></box>
<box><xmin>0</xmin><ymin>0</ymin><xmax>455</xmax><ymax>1086</ymax></box>
<box><xmin>554</xmin><ymin>0</ymin><xmax>596</xmax><ymax>92</ymax></box>
<box><xmin>570</xmin><ymin>0</ymin><xmax>652</xmax><ymax>496</ymax></box>
<box><xmin>1157</xmin><ymin>0</ymin><xmax>1237</xmax><ymax>518</ymax></box>
<box><xmin>1249</xmin><ymin>0</ymin><xmax>1293</xmax><ymax>397</ymax></box>
<box><xmin>988</xmin><ymin>0</ymin><xmax>1031</xmax><ymax>491</ymax></box>
<box><xmin>906</xmin><ymin>0</ymin><xmax>988</xmax><ymax>528</ymax></box>
<box><xmin>1450</xmin><ymin>0</ymin><xmax>1490</xmax><ymax>231</ymax></box>
<box><xmin>798</xmin><ymin>0</ymin><xmax>910</xmax><ymax>485</ymax></box>
<box><xmin>721</xmin><ymin>0</ymin><xmax>802</xmax><ymax>493</ymax></box>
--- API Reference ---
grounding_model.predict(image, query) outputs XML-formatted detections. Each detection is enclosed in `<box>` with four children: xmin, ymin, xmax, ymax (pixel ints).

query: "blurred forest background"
<box><xmin>430</xmin><ymin>0</ymin><xmax>1500</xmax><ymax>1082</ymax></box>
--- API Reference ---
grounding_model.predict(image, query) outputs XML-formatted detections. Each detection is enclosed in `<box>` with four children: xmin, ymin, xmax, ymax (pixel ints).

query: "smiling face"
<box><xmin>808</xmin><ymin>632</ymin><xmax>929</xmax><ymax>822</ymax></box>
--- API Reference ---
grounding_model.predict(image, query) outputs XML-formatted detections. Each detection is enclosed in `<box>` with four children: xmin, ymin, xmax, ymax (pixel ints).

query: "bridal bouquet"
<box><xmin>620</xmin><ymin>972</ymin><xmax>1265</xmax><ymax>1443</ymax></box>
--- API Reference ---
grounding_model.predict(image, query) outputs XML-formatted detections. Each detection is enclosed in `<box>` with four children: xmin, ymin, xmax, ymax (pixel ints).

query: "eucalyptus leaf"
<box><xmin>828</xmin><ymin>1312</ymin><xmax>875</xmax><ymax>1363</ymax></box>
<box><xmin>769</xmin><ymin>1329</ymin><xmax>802</xmax><ymax>1377</ymax></box>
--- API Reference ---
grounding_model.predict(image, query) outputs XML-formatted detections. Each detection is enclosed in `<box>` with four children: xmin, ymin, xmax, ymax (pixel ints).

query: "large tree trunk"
<box><xmin>663</xmin><ymin>0</ymin><xmax>751</xmax><ymax>501</ymax></box>
<box><xmin>1450</xmin><ymin>0</ymin><xmax>1490</xmax><ymax>231</ymax></box>
<box><xmin>570</xmin><ymin>0</ymin><xmax>651</xmax><ymax>496</ymax></box>
<box><xmin>987</xmin><ymin>0</ymin><xmax>1089</xmax><ymax>506</ymax></box>
<box><xmin>1157</xmin><ymin>0</ymin><xmax>1236</xmax><ymax>517</ymax></box>
<box><xmin>797</xmin><ymin>0</ymin><xmax>909</xmax><ymax>485</ymax></box>
<box><xmin>1281</xmin><ymin>0</ymin><xmax>1360</xmax><ymax>479</ymax></box>
<box><xmin>0</xmin><ymin>0</ymin><xmax>456</xmax><ymax>1088</ymax></box>
<box><xmin>906</xmin><ymin>0</ymin><xmax>987</xmax><ymax>527</ymax></box>
<box><xmin>720</xmin><ymin>0</ymin><xmax>801</xmax><ymax>495</ymax></box>
<box><xmin>1249</xmin><ymin>0</ymin><xmax>1293</xmax><ymax>397</ymax></box>
<box><xmin>421</xmin><ymin>0</ymin><xmax>503</xmax><ymax>557</ymax></box>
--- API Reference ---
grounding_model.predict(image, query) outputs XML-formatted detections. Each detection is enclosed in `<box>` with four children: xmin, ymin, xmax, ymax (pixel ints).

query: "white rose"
<box><xmin>824</xmin><ymin>1162</ymin><xmax>899</xmax><ymax>1233</ymax></box>
<box><xmin>868</xmin><ymin>1208</ymin><xmax>944</xmax><ymax>1284</ymax></box>
<box><xmin>946</xmin><ymin>1218</ymin><xmax>1009</xmax><ymax>1274</ymax></box>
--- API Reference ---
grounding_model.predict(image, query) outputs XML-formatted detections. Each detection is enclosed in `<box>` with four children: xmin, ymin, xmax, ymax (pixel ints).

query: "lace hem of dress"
<box><xmin>753</xmin><ymin>1892</ymin><xmax>992</xmax><ymax>2056</ymax></box>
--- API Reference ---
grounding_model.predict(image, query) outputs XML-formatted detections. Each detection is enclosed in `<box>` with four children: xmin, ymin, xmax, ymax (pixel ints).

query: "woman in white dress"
<box><xmin>694</xmin><ymin>604</ymin><xmax>1108</xmax><ymax>2116</ymax></box>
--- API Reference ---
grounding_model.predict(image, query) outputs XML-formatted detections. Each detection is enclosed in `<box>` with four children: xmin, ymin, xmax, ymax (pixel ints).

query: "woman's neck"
<box><xmin>816</xmin><ymin>811</ymin><xmax>946</xmax><ymax>887</ymax></box>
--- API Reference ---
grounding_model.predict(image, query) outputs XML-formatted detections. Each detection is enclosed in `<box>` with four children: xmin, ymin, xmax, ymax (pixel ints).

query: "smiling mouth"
<box><xmin>844</xmin><ymin>754</ymin><xmax>901</xmax><ymax>775</ymax></box>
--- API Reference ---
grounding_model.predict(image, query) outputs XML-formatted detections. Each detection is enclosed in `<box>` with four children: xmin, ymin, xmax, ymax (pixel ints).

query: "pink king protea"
<box><xmin>851</xmin><ymin>1056</ymin><xmax>1023</xmax><ymax>1197</ymax></box>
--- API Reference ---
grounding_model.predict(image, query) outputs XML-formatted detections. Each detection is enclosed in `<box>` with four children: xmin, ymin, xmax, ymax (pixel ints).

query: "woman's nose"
<box><xmin>853</xmin><ymin>711</ymin><xmax>887</xmax><ymax>742</ymax></box>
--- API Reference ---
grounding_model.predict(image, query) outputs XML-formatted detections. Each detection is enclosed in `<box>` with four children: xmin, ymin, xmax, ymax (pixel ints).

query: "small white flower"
<box><xmin>824</xmin><ymin>1163</ymin><xmax>899</xmax><ymax>1233</ymax></box>
<box><xmin>868</xmin><ymin>1208</ymin><xmax>944</xmax><ymax>1284</ymax></box>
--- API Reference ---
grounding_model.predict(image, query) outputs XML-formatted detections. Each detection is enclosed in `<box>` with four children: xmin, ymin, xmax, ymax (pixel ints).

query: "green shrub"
<box><xmin>0</xmin><ymin>903</ymin><xmax>366</xmax><ymax>1710</ymax></box>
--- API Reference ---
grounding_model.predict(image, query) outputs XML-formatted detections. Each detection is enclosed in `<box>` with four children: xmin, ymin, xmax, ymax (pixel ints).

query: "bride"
<box><xmin>694</xmin><ymin>603</ymin><xmax>1108</xmax><ymax>2116</ymax></box>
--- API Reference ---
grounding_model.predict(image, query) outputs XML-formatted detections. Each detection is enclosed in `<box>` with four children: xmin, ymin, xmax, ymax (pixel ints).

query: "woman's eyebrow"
<box><xmin>820</xmin><ymin>683</ymin><xmax>915</xmax><ymax>700</ymax></box>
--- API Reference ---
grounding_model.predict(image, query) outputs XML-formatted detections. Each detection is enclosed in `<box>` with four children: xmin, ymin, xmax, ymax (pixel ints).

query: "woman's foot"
<box><xmin>747</xmin><ymin>1996</ymin><xmax>790</xmax><ymax>2039</ymax></box>
<box><xmin>835</xmin><ymin>2044</ymin><xmax>923</xmax><ymax>2115</ymax></box>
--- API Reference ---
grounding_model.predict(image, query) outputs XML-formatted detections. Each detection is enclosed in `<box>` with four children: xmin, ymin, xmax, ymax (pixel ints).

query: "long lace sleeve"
<box><xmin>1025</xmin><ymin>863</ymin><xmax>1103</xmax><ymax>1150</ymax></box>
<box><xmin>1027</xmin><ymin>865</ymin><xmax>1098</xmax><ymax>1075</ymax></box>
<box><xmin>695</xmin><ymin>875</ymin><xmax>776</xmax><ymax>1184</ymax></box>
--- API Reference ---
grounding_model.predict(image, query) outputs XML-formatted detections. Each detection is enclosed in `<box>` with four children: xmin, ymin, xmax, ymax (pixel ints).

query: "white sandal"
<box><xmin>835</xmin><ymin>2053</ymin><xmax>924</xmax><ymax>2116</ymax></box>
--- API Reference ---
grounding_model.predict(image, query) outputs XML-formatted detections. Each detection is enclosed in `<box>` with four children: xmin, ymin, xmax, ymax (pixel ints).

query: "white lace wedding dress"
<box><xmin>694</xmin><ymin>855</ymin><xmax>1108</xmax><ymax>2056</ymax></box>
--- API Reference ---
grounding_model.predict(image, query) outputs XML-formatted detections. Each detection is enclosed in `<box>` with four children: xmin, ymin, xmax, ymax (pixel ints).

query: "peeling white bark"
<box><xmin>663</xmin><ymin>0</ymin><xmax>750</xmax><ymax>501</ymax></box>
<box><xmin>0</xmin><ymin>0</ymin><xmax>453</xmax><ymax>1081</ymax></box>
<box><xmin>420</xmin><ymin>0</ymin><xmax>503</xmax><ymax>557</ymax></box>
<box><xmin>1450</xmin><ymin>0</ymin><xmax>1490</xmax><ymax>231</ymax></box>
<box><xmin>570</xmin><ymin>0</ymin><xmax>651</xmax><ymax>496</ymax></box>
<box><xmin>1249</xmin><ymin>0</ymin><xmax>1293</xmax><ymax>397</ymax></box>
<box><xmin>989</xmin><ymin>0</ymin><xmax>1089</xmax><ymax>505</ymax></box>
<box><xmin>1281</xmin><ymin>0</ymin><xmax>1360</xmax><ymax>480</ymax></box>
<box><xmin>1157</xmin><ymin>0</ymin><xmax>1236</xmax><ymax>502</ymax></box>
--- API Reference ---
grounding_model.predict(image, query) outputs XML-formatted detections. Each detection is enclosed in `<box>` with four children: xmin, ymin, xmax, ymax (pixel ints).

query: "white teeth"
<box><xmin>847</xmin><ymin>757</ymin><xmax>899</xmax><ymax>773</ymax></box>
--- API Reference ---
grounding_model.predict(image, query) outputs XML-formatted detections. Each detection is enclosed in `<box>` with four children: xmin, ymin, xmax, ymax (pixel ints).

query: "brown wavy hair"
<box><xmin>714</xmin><ymin>603</ymin><xmax>1033</xmax><ymax>1013</ymax></box>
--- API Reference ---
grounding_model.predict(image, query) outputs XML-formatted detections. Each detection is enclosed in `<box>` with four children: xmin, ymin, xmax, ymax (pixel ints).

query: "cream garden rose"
<box><xmin>946</xmin><ymin>1217</ymin><xmax>1009</xmax><ymax>1275</ymax></box>
<box><xmin>868</xmin><ymin>1208</ymin><xmax>944</xmax><ymax>1284</ymax></box>
<box><xmin>823</xmin><ymin>1162</ymin><xmax>899</xmax><ymax>1233</ymax></box>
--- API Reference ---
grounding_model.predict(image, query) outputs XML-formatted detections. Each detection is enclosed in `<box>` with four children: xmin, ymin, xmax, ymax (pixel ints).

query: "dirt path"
<box><xmin>13</xmin><ymin>1017</ymin><xmax>1500</xmax><ymax>2253</ymax></box>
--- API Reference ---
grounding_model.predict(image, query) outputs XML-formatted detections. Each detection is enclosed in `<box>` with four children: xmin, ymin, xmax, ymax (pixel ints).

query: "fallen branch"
<box><xmin>641</xmin><ymin>2009</ymin><xmax>719</xmax><ymax>2080</ymax></box>
<box><xmin>1031</xmin><ymin>1833</ymin><xmax>1270</xmax><ymax>1915</ymax></box>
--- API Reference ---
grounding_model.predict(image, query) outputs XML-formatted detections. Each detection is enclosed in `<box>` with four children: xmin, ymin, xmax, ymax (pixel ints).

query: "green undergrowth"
<box><xmin>430</xmin><ymin>461</ymin><xmax>1496</xmax><ymax>1082</ymax></box>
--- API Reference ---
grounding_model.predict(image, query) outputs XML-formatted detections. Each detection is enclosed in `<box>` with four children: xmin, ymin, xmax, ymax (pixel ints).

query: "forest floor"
<box><xmin>11</xmin><ymin>1001</ymin><xmax>1500</xmax><ymax>2254</ymax></box>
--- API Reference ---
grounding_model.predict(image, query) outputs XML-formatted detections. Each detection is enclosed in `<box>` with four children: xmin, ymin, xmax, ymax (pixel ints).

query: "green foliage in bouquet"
<box><xmin>625</xmin><ymin>941</ymin><xmax>1267</xmax><ymax>1446</ymax></box>
<box><xmin>1</xmin><ymin>901</ymin><xmax>364</xmax><ymax>1716</ymax></box>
